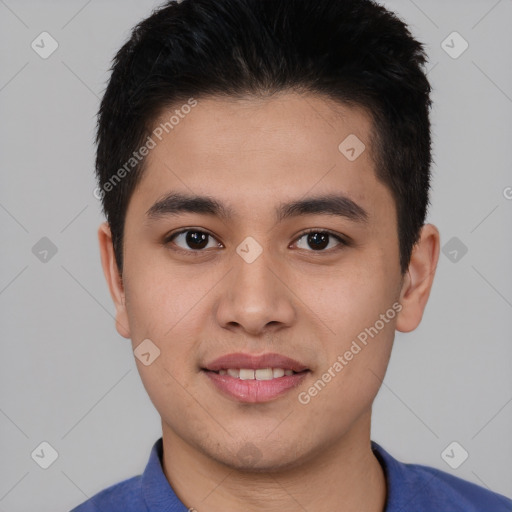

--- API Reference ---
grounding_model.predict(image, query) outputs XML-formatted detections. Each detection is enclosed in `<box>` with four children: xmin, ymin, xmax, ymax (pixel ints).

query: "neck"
<box><xmin>161</xmin><ymin>410</ymin><xmax>387</xmax><ymax>512</ymax></box>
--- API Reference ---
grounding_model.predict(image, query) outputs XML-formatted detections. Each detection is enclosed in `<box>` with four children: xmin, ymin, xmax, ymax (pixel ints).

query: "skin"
<box><xmin>99</xmin><ymin>91</ymin><xmax>440</xmax><ymax>512</ymax></box>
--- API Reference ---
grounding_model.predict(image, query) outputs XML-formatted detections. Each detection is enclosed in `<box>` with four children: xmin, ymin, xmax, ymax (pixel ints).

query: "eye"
<box><xmin>164</xmin><ymin>228</ymin><xmax>348</xmax><ymax>254</ymax></box>
<box><xmin>165</xmin><ymin>229</ymin><xmax>222</xmax><ymax>252</ymax></box>
<box><xmin>293</xmin><ymin>229</ymin><xmax>347</xmax><ymax>252</ymax></box>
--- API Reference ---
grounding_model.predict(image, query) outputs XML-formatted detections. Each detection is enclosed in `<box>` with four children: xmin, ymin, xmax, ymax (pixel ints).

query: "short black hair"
<box><xmin>95</xmin><ymin>0</ymin><xmax>433</xmax><ymax>275</ymax></box>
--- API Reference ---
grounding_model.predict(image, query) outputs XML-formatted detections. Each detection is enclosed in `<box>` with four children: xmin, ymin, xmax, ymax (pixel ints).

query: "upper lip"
<box><xmin>203</xmin><ymin>352</ymin><xmax>309</xmax><ymax>372</ymax></box>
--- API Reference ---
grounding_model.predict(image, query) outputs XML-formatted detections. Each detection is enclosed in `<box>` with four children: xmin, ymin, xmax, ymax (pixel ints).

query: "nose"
<box><xmin>214</xmin><ymin>248</ymin><xmax>296</xmax><ymax>337</ymax></box>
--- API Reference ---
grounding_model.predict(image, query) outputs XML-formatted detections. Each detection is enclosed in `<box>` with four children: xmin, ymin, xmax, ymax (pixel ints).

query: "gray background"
<box><xmin>1</xmin><ymin>0</ymin><xmax>511</xmax><ymax>510</ymax></box>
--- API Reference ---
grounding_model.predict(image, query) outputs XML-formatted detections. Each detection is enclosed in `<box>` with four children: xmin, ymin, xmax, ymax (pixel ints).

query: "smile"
<box><xmin>215</xmin><ymin>368</ymin><xmax>298</xmax><ymax>380</ymax></box>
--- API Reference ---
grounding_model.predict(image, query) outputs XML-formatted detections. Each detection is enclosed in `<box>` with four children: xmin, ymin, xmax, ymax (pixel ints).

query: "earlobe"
<box><xmin>396</xmin><ymin>224</ymin><xmax>440</xmax><ymax>333</ymax></box>
<box><xmin>98</xmin><ymin>222</ymin><xmax>131</xmax><ymax>339</ymax></box>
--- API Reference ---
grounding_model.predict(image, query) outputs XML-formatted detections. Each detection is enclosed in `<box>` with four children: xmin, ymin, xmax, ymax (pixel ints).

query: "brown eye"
<box><xmin>294</xmin><ymin>230</ymin><xmax>346</xmax><ymax>252</ymax></box>
<box><xmin>166</xmin><ymin>230</ymin><xmax>220</xmax><ymax>251</ymax></box>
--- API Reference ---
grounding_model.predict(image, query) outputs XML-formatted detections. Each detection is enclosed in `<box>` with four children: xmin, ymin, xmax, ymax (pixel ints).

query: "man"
<box><xmin>73</xmin><ymin>0</ymin><xmax>512</xmax><ymax>510</ymax></box>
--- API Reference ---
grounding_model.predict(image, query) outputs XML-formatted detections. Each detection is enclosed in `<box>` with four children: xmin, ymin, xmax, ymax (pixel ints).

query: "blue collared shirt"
<box><xmin>71</xmin><ymin>438</ymin><xmax>512</xmax><ymax>511</ymax></box>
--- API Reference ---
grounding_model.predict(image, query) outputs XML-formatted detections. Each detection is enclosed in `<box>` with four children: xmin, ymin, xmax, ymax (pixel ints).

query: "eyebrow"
<box><xmin>145</xmin><ymin>192</ymin><xmax>368</xmax><ymax>224</ymax></box>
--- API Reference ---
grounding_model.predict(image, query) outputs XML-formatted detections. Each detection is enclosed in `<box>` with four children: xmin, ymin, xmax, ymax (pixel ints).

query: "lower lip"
<box><xmin>203</xmin><ymin>370</ymin><xmax>309</xmax><ymax>403</ymax></box>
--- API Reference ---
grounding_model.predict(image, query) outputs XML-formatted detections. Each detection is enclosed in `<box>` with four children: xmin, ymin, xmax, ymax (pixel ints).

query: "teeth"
<box><xmin>215</xmin><ymin>368</ymin><xmax>298</xmax><ymax>379</ymax></box>
<box><xmin>272</xmin><ymin>368</ymin><xmax>285</xmax><ymax>378</ymax></box>
<box><xmin>239</xmin><ymin>369</ymin><xmax>255</xmax><ymax>380</ymax></box>
<box><xmin>255</xmin><ymin>368</ymin><xmax>273</xmax><ymax>380</ymax></box>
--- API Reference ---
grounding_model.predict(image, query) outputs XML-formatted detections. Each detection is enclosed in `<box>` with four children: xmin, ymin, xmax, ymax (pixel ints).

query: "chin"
<box><xmin>208</xmin><ymin>439</ymin><xmax>310</xmax><ymax>473</ymax></box>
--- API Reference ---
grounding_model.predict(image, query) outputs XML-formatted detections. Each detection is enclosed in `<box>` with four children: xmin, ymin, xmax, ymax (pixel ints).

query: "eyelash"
<box><xmin>163</xmin><ymin>228</ymin><xmax>349</xmax><ymax>255</ymax></box>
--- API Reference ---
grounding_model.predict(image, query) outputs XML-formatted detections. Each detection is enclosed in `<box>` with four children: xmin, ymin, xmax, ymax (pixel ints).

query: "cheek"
<box><xmin>301</xmin><ymin>320</ymin><xmax>395</xmax><ymax>425</ymax></box>
<box><xmin>122</xmin><ymin>265</ymin><xmax>207</xmax><ymax>399</ymax></box>
<box><xmin>307</xmin><ymin>258</ymin><xmax>399</xmax><ymax>339</ymax></box>
<box><xmin>302</xmin><ymin>258</ymin><xmax>398</xmax><ymax>394</ymax></box>
<box><xmin>123</xmin><ymin>258</ymin><xmax>211</xmax><ymax>342</ymax></box>
<box><xmin>124</xmin><ymin>272</ymin><xmax>203</xmax><ymax>425</ymax></box>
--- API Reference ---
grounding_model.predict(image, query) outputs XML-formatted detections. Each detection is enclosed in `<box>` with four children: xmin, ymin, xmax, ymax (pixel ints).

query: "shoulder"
<box><xmin>70</xmin><ymin>475</ymin><xmax>145</xmax><ymax>512</ymax></box>
<box><xmin>403</xmin><ymin>462</ymin><xmax>512</xmax><ymax>511</ymax></box>
<box><xmin>371</xmin><ymin>441</ymin><xmax>512</xmax><ymax>512</ymax></box>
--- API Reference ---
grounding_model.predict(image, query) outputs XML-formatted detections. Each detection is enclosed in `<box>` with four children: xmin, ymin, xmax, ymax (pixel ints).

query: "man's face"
<box><xmin>114</xmin><ymin>93</ymin><xmax>405</xmax><ymax>470</ymax></box>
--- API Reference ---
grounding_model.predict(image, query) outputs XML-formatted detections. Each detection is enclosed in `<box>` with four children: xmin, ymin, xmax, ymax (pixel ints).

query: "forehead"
<box><xmin>131</xmin><ymin>92</ymin><xmax>393</xmax><ymax>225</ymax></box>
<box><xmin>149</xmin><ymin>92</ymin><xmax>376</xmax><ymax>165</ymax></box>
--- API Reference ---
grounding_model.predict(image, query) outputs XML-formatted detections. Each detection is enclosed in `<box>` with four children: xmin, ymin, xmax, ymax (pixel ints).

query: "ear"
<box><xmin>396</xmin><ymin>224</ymin><xmax>440</xmax><ymax>333</ymax></box>
<box><xmin>98</xmin><ymin>222</ymin><xmax>131</xmax><ymax>339</ymax></box>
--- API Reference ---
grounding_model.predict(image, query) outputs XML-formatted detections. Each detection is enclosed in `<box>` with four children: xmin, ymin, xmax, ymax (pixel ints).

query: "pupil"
<box><xmin>187</xmin><ymin>231</ymin><xmax>208</xmax><ymax>249</ymax></box>
<box><xmin>308</xmin><ymin>232</ymin><xmax>328</xmax><ymax>250</ymax></box>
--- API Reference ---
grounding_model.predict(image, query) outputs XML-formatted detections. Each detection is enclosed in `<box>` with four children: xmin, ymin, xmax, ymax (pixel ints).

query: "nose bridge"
<box><xmin>234</xmin><ymin>245</ymin><xmax>275</xmax><ymax>299</ymax></box>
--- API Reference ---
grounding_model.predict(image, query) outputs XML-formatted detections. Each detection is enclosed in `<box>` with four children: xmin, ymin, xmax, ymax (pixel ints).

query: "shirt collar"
<box><xmin>141</xmin><ymin>437</ymin><xmax>188</xmax><ymax>511</ymax></box>
<box><xmin>371</xmin><ymin>440</ymin><xmax>439</xmax><ymax>512</ymax></box>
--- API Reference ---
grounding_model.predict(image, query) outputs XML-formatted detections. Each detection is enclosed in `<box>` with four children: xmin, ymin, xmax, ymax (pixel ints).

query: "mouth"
<box><xmin>205</xmin><ymin>367</ymin><xmax>304</xmax><ymax>379</ymax></box>
<box><xmin>201</xmin><ymin>352</ymin><xmax>310</xmax><ymax>403</ymax></box>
